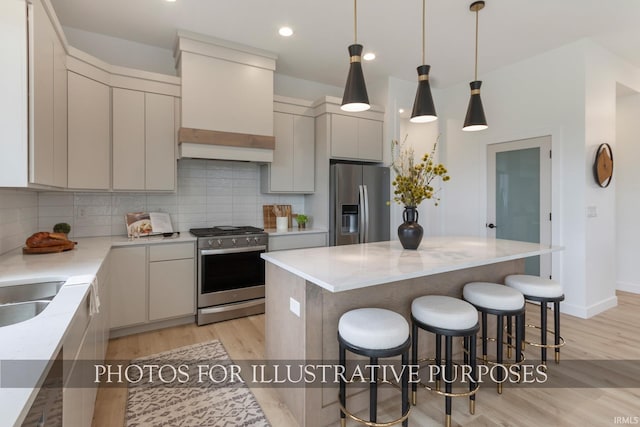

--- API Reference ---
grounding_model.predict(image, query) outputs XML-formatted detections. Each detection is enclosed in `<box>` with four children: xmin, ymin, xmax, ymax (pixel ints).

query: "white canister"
<box><xmin>276</xmin><ymin>217</ymin><xmax>288</xmax><ymax>232</ymax></box>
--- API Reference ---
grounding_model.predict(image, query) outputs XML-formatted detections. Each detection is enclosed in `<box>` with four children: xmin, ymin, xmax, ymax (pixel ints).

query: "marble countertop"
<box><xmin>261</xmin><ymin>236</ymin><xmax>561</xmax><ymax>293</ymax></box>
<box><xmin>264</xmin><ymin>227</ymin><xmax>328</xmax><ymax>236</ymax></box>
<box><xmin>0</xmin><ymin>234</ymin><xmax>196</xmax><ymax>426</ymax></box>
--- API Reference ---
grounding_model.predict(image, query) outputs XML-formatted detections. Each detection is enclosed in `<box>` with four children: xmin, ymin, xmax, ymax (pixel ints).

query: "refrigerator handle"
<box><xmin>363</xmin><ymin>185</ymin><xmax>370</xmax><ymax>243</ymax></box>
<box><xmin>358</xmin><ymin>185</ymin><xmax>365</xmax><ymax>244</ymax></box>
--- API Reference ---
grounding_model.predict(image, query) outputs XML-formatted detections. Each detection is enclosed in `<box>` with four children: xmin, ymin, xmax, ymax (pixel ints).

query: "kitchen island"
<box><xmin>260</xmin><ymin>236</ymin><xmax>559</xmax><ymax>427</ymax></box>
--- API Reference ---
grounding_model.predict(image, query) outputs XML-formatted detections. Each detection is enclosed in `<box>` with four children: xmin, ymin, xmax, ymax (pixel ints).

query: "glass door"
<box><xmin>487</xmin><ymin>136</ymin><xmax>552</xmax><ymax>277</ymax></box>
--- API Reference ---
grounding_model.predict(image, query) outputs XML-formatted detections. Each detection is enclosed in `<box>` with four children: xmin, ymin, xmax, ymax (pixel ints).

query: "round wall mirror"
<box><xmin>593</xmin><ymin>143</ymin><xmax>613</xmax><ymax>188</ymax></box>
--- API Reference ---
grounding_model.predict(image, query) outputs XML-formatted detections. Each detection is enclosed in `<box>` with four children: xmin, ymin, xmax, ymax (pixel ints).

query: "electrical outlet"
<box><xmin>586</xmin><ymin>206</ymin><xmax>597</xmax><ymax>218</ymax></box>
<box><xmin>289</xmin><ymin>297</ymin><xmax>300</xmax><ymax>317</ymax></box>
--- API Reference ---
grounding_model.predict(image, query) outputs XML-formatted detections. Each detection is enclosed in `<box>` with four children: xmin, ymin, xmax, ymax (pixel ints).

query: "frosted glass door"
<box><xmin>487</xmin><ymin>136</ymin><xmax>552</xmax><ymax>278</ymax></box>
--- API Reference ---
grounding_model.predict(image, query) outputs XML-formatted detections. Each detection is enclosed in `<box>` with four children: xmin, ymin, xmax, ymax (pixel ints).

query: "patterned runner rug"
<box><xmin>125</xmin><ymin>340</ymin><xmax>270</xmax><ymax>427</ymax></box>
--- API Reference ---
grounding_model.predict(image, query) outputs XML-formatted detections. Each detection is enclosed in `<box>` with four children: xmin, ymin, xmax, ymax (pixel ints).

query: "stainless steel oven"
<box><xmin>191</xmin><ymin>226</ymin><xmax>267</xmax><ymax>325</ymax></box>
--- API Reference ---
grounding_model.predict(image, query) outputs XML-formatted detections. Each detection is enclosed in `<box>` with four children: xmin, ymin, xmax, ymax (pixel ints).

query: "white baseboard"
<box><xmin>617</xmin><ymin>281</ymin><xmax>640</xmax><ymax>294</ymax></box>
<box><xmin>561</xmin><ymin>295</ymin><xmax>618</xmax><ymax>319</ymax></box>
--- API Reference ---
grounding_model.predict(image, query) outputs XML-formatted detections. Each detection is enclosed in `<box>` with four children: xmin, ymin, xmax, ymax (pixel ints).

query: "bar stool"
<box><xmin>338</xmin><ymin>308</ymin><xmax>411</xmax><ymax>427</ymax></box>
<box><xmin>505</xmin><ymin>274</ymin><xmax>565</xmax><ymax>364</ymax></box>
<box><xmin>411</xmin><ymin>295</ymin><xmax>479</xmax><ymax>427</ymax></box>
<box><xmin>463</xmin><ymin>282</ymin><xmax>525</xmax><ymax>394</ymax></box>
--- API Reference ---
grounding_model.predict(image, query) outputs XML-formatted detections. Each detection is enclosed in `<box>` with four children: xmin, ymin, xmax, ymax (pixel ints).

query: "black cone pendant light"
<box><xmin>410</xmin><ymin>0</ymin><xmax>437</xmax><ymax>123</ymax></box>
<box><xmin>341</xmin><ymin>0</ymin><xmax>370</xmax><ymax>112</ymax></box>
<box><xmin>463</xmin><ymin>1</ymin><xmax>488</xmax><ymax>131</ymax></box>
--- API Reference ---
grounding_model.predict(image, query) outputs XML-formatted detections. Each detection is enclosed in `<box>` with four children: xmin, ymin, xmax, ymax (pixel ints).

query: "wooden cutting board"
<box><xmin>263</xmin><ymin>205</ymin><xmax>292</xmax><ymax>229</ymax></box>
<box><xmin>23</xmin><ymin>240</ymin><xmax>76</xmax><ymax>254</ymax></box>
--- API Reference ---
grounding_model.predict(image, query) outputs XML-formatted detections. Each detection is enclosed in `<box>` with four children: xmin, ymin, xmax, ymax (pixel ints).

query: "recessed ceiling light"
<box><xmin>398</xmin><ymin>108</ymin><xmax>405</xmax><ymax>114</ymax></box>
<box><xmin>363</xmin><ymin>52</ymin><xmax>376</xmax><ymax>61</ymax></box>
<box><xmin>165</xmin><ymin>0</ymin><xmax>176</xmax><ymax>2</ymax></box>
<box><xmin>279</xmin><ymin>27</ymin><xmax>294</xmax><ymax>37</ymax></box>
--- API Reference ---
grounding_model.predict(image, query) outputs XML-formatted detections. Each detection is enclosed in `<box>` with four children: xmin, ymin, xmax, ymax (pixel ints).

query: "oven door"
<box><xmin>198</xmin><ymin>246</ymin><xmax>266</xmax><ymax>308</ymax></box>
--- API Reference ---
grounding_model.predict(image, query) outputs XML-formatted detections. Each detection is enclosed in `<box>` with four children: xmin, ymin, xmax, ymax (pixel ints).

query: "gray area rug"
<box><xmin>126</xmin><ymin>340</ymin><xmax>270</xmax><ymax>427</ymax></box>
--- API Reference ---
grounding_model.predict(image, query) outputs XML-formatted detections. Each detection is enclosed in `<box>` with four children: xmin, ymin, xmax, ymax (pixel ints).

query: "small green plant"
<box><xmin>295</xmin><ymin>214</ymin><xmax>308</xmax><ymax>226</ymax></box>
<box><xmin>53</xmin><ymin>222</ymin><xmax>71</xmax><ymax>234</ymax></box>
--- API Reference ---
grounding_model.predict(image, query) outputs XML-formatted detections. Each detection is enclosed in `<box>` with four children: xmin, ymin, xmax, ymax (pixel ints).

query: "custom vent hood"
<box><xmin>175</xmin><ymin>31</ymin><xmax>277</xmax><ymax>162</ymax></box>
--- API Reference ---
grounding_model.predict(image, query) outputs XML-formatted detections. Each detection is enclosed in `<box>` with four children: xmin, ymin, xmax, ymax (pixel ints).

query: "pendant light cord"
<box><xmin>354</xmin><ymin>0</ymin><xmax>358</xmax><ymax>44</ymax></box>
<box><xmin>422</xmin><ymin>0</ymin><xmax>426</xmax><ymax>64</ymax></box>
<box><xmin>474</xmin><ymin>7</ymin><xmax>479</xmax><ymax>81</ymax></box>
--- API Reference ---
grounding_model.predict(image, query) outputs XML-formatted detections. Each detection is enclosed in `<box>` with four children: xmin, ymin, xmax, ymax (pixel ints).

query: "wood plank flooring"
<box><xmin>93</xmin><ymin>291</ymin><xmax>640</xmax><ymax>427</ymax></box>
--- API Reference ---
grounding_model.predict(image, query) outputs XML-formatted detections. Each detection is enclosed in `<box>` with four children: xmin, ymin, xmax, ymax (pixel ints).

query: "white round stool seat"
<box><xmin>463</xmin><ymin>282</ymin><xmax>524</xmax><ymax>311</ymax></box>
<box><xmin>505</xmin><ymin>274</ymin><xmax>563</xmax><ymax>298</ymax></box>
<box><xmin>412</xmin><ymin>295</ymin><xmax>478</xmax><ymax>330</ymax></box>
<box><xmin>338</xmin><ymin>308</ymin><xmax>409</xmax><ymax>350</ymax></box>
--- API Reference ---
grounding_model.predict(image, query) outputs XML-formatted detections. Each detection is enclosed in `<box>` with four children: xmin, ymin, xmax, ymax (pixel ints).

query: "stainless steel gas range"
<box><xmin>190</xmin><ymin>226</ymin><xmax>268</xmax><ymax>325</ymax></box>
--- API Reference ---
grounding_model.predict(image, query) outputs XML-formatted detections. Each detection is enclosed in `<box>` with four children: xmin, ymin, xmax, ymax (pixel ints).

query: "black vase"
<box><xmin>397</xmin><ymin>206</ymin><xmax>423</xmax><ymax>250</ymax></box>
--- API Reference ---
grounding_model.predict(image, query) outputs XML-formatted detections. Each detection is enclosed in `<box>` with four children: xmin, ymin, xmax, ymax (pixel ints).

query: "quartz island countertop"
<box><xmin>261</xmin><ymin>236</ymin><xmax>560</xmax><ymax>292</ymax></box>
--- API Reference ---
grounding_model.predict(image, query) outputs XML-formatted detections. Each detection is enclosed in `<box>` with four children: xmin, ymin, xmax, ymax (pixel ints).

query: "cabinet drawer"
<box><xmin>149</xmin><ymin>243</ymin><xmax>194</xmax><ymax>261</ymax></box>
<box><xmin>269</xmin><ymin>233</ymin><xmax>327</xmax><ymax>251</ymax></box>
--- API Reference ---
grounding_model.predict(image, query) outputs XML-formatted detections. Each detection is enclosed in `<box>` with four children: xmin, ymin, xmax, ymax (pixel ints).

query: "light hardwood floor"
<box><xmin>93</xmin><ymin>291</ymin><xmax>640</xmax><ymax>427</ymax></box>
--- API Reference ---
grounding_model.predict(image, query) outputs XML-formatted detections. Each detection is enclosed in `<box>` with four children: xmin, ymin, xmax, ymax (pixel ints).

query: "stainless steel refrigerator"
<box><xmin>330</xmin><ymin>163</ymin><xmax>390</xmax><ymax>246</ymax></box>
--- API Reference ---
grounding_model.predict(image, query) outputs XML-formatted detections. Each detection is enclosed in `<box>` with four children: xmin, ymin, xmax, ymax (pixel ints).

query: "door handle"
<box><xmin>486</xmin><ymin>223</ymin><xmax>497</xmax><ymax>229</ymax></box>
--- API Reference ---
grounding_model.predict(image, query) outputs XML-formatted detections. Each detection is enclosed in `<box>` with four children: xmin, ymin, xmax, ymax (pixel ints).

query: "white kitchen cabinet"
<box><xmin>268</xmin><ymin>232</ymin><xmax>328</xmax><ymax>251</ymax></box>
<box><xmin>112</xmin><ymin>89</ymin><xmax>176</xmax><ymax>191</ymax></box>
<box><xmin>149</xmin><ymin>243</ymin><xmax>195</xmax><ymax>321</ymax></box>
<box><xmin>109</xmin><ymin>246</ymin><xmax>147</xmax><ymax>328</ymax></box>
<box><xmin>330</xmin><ymin>114</ymin><xmax>383</xmax><ymax>162</ymax></box>
<box><xmin>29</xmin><ymin>0</ymin><xmax>67</xmax><ymax>187</ymax></box>
<box><xmin>67</xmin><ymin>71</ymin><xmax>111</xmax><ymax>190</ymax></box>
<box><xmin>110</xmin><ymin>242</ymin><xmax>195</xmax><ymax>332</ymax></box>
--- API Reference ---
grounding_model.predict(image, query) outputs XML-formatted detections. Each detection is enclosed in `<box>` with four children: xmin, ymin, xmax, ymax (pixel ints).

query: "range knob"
<box><xmin>231</xmin><ymin>238</ymin><xmax>237</xmax><ymax>246</ymax></box>
<box><xmin>253</xmin><ymin>237</ymin><xmax>260</xmax><ymax>244</ymax></box>
<box><xmin>246</xmin><ymin>237</ymin><xmax>252</xmax><ymax>244</ymax></box>
<box><xmin>217</xmin><ymin>239</ymin><xmax>223</xmax><ymax>247</ymax></box>
<box><xmin>207</xmin><ymin>239</ymin><xmax>214</xmax><ymax>247</ymax></box>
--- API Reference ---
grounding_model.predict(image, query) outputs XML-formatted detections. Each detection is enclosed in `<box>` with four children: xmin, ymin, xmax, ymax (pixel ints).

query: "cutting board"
<box><xmin>263</xmin><ymin>205</ymin><xmax>292</xmax><ymax>229</ymax></box>
<box><xmin>23</xmin><ymin>240</ymin><xmax>76</xmax><ymax>254</ymax></box>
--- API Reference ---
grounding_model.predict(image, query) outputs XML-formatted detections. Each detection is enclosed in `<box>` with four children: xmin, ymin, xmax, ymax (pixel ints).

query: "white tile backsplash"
<box><xmin>0</xmin><ymin>189</ymin><xmax>38</xmax><ymax>254</ymax></box>
<box><xmin>35</xmin><ymin>159</ymin><xmax>305</xmax><ymax>238</ymax></box>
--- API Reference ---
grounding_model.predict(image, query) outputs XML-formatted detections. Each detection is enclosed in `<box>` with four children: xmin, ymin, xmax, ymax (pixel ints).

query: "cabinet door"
<box><xmin>330</xmin><ymin>114</ymin><xmax>358</xmax><ymax>159</ymax></box>
<box><xmin>109</xmin><ymin>246</ymin><xmax>146</xmax><ymax>328</ymax></box>
<box><xmin>68</xmin><ymin>72</ymin><xmax>110</xmax><ymax>189</ymax></box>
<box><xmin>112</xmin><ymin>88</ymin><xmax>145</xmax><ymax>190</ymax></box>
<box><xmin>357</xmin><ymin>118</ymin><xmax>383</xmax><ymax>162</ymax></box>
<box><xmin>145</xmin><ymin>93</ymin><xmax>176</xmax><ymax>190</ymax></box>
<box><xmin>293</xmin><ymin>115</ymin><xmax>315</xmax><ymax>192</ymax></box>
<box><xmin>52</xmin><ymin>35</ymin><xmax>67</xmax><ymax>188</ymax></box>
<box><xmin>149</xmin><ymin>258</ymin><xmax>195</xmax><ymax>321</ymax></box>
<box><xmin>269</xmin><ymin>112</ymin><xmax>294</xmax><ymax>192</ymax></box>
<box><xmin>30</xmin><ymin>0</ymin><xmax>54</xmax><ymax>186</ymax></box>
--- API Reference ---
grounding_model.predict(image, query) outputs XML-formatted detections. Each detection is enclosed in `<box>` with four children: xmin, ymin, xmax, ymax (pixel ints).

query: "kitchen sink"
<box><xmin>0</xmin><ymin>300</ymin><xmax>51</xmax><ymax>327</ymax></box>
<box><xmin>0</xmin><ymin>281</ymin><xmax>65</xmax><ymax>305</ymax></box>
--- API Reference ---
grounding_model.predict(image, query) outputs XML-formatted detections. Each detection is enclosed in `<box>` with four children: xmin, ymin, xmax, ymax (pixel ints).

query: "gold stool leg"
<box><xmin>412</xmin><ymin>390</ymin><xmax>417</xmax><ymax>406</ymax></box>
<box><xmin>470</xmin><ymin>399</ymin><xmax>476</xmax><ymax>415</ymax></box>
<box><xmin>555</xmin><ymin>352</ymin><xmax>560</xmax><ymax>364</ymax></box>
<box><xmin>497</xmin><ymin>382</ymin><xmax>503</xmax><ymax>394</ymax></box>
<box><xmin>445</xmin><ymin>414</ymin><xmax>452</xmax><ymax>427</ymax></box>
<box><xmin>340</xmin><ymin>419</ymin><xmax>346</xmax><ymax>427</ymax></box>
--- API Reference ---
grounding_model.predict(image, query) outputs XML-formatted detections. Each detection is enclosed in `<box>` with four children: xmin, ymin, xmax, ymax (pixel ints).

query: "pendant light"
<box><xmin>341</xmin><ymin>0</ymin><xmax>370</xmax><ymax>112</ymax></box>
<box><xmin>410</xmin><ymin>0</ymin><xmax>437</xmax><ymax>123</ymax></box>
<box><xmin>463</xmin><ymin>1</ymin><xmax>488</xmax><ymax>131</ymax></box>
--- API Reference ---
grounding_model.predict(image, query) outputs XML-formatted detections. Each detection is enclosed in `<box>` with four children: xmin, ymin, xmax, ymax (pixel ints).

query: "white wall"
<box><xmin>38</xmin><ymin>159</ymin><xmax>305</xmax><ymax>238</ymax></box>
<box><xmin>274</xmin><ymin>74</ymin><xmax>342</xmax><ymax>101</ymax></box>
<box><xmin>62</xmin><ymin>27</ymin><xmax>176</xmax><ymax>76</ymax></box>
<box><xmin>0</xmin><ymin>189</ymin><xmax>38</xmax><ymax>255</ymax></box>
<box><xmin>616</xmin><ymin>93</ymin><xmax>640</xmax><ymax>293</ymax></box>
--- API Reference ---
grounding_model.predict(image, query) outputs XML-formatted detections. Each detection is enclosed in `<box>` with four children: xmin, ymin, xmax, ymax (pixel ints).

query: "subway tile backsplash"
<box><xmin>37</xmin><ymin>159</ymin><xmax>305</xmax><ymax>239</ymax></box>
<box><xmin>0</xmin><ymin>189</ymin><xmax>38</xmax><ymax>255</ymax></box>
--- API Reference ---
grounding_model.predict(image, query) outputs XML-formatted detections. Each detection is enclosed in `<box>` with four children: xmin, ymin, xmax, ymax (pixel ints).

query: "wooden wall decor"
<box><xmin>593</xmin><ymin>143</ymin><xmax>613</xmax><ymax>188</ymax></box>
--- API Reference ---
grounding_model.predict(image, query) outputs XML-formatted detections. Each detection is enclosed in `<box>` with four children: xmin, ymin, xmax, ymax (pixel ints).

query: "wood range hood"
<box><xmin>175</xmin><ymin>31</ymin><xmax>277</xmax><ymax>163</ymax></box>
<box><xmin>178</xmin><ymin>127</ymin><xmax>275</xmax><ymax>163</ymax></box>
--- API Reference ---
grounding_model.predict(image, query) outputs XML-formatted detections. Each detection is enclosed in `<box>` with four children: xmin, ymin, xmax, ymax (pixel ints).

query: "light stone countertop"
<box><xmin>263</xmin><ymin>227</ymin><xmax>328</xmax><ymax>236</ymax></box>
<box><xmin>261</xmin><ymin>236</ymin><xmax>561</xmax><ymax>293</ymax></box>
<box><xmin>0</xmin><ymin>234</ymin><xmax>196</xmax><ymax>427</ymax></box>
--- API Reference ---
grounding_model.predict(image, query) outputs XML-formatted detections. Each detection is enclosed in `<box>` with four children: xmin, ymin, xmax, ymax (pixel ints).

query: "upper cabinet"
<box><xmin>29</xmin><ymin>0</ymin><xmax>67</xmax><ymax>187</ymax></box>
<box><xmin>67</xmin><ymin>71</ymin><xmax>111</xmax><ymax>190</ymax></box>
<box><xmin>261</xmin><ymin>96</ymin><xmax>315</xmax><ymax>194</ymax></box>
<box><xmin>314</xmin><ymin>97</ymin><xmax>385</xmax><ymax>163</ymax></box>
<box><xmin>113</xmin><ymin>89</ymin><xmax>176</xmax><ymax>191</ymax></box>
<box><xmin>175</xmin><ymin>32</ymin><xmax>277</xmax><ymax>163</ymax></box>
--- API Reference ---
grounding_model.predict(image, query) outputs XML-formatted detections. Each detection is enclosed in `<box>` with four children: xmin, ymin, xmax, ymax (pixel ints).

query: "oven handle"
<box><xmin>200</xmin><ymin>246</ymin><xmax>267</xmax><ymax>256</ymax></box>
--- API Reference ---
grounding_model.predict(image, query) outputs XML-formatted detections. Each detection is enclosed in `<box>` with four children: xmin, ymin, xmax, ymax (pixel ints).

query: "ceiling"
<box><xmin>50</xmin><ymin>0</ymin><xmax>640</xmax><ymax>89</ymax></box>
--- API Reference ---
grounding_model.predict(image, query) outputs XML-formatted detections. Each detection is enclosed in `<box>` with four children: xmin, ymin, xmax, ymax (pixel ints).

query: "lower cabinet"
<box><xmin>110</xmin><ymin>242</ymin><xmax>196</xmax><ymax>331</ymax></box>
<box><xmin>268</xmin><ymin>232</ymin><xmax>328</xmax><ymax>251</ymax></box>
<box><xmin>62</xmin><ymin>255</ymin><xmax>110</xmax><ymax>427</ymax></box>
